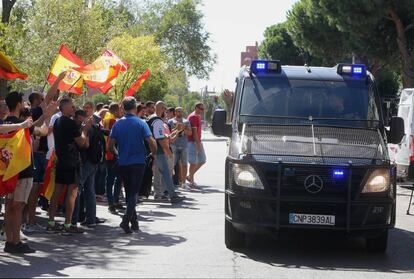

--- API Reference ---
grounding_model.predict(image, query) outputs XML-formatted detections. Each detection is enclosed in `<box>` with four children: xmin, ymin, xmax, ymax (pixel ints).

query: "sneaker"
<box><xmin>182</xmin><ymin>183</ymin><xmax>192</xmax><ymax>191</ymax></box>
<box><xmin>80</xmin><ymin>221</ymin><xmax>96</xmax><ymax>228</ymax></box>
<box><xmin>119</xmin><ymin>222</ymin><xmax>132</xmax><ymax>234</ymax></box>
<box><xmin>154</xmin><ymin>195</ymin><xmax>169</xmax><ymax>201</ymax></box>
<box><xmin>130</xmin><ymin>220</ymin><xmax>139</xmax><ymax>232</ymax></box>
<box><xmin>170</xmin><ymin>195</ymin><xmax>185</xmax><ymax>204</ymax></box>
<box><xmin>4</xmin><ymin>242</ymin><xmax>36</xmax><ymax>254</ymax></box>
<box><xmin>23</xmin><ymin>224</ymin><xmax>45</xmax><ymax>233</ymax></box>
<box><xmin>115</xmin><ymin>203</ymin><xmax>125</xmax><ymax>210</ymax></box>
<box><xmin>95</xmin><ymin>217</ymin><xmax>106</xmax><ymax>224</ymax></box>
<box><xmin>46</xmin><ymin>222</ymin><xmax>64</xmax><ymax>233</ymax></box>
<box><xmin>62</xmin><ymin>225</ymin><xmax>85</xmax><ymax>235</ymax></box>
<box><xmin>108</xmin><ymin>205</ymin><xmax>117</xmax><ymax>214</ymax></box>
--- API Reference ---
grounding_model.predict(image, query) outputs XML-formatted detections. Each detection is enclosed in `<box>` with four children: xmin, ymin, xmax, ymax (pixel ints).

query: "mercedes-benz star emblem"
<box><xmin>304</xmin><ymin>175</ymin><xmax>323</xmax><ymax>194</ymax></box>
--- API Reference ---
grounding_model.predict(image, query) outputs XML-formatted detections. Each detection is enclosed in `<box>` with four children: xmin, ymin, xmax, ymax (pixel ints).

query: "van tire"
<box><xmin>225</xmin><ymin>219</ymin><xmax>245</xmax><ymax>249</ymax></box>
<box><xmin>366</xmin><ymin>230</ymin><xmax>388</xmax><ymax>253</ymax></box>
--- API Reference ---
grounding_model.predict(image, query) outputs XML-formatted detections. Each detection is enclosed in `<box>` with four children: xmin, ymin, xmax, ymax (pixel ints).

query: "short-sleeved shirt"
<box><xmin>53</xmin><ymin>115</ymin><xmax>81</xmax><ymax>168</ymax></box>
<box><xmin>30</xmin><ymin>106</ymin><xmax>48</xmax><ymax>153</ymax></box>
<box><xmin>147</xmin><ymin>115</ymin><xmax>167</xmax><ymax>155</ymax></box>
<box><xmin>187</xmin><ymin>111</ymin><xmax>201</xmax><ymax>142</ymax></box>
<box><xmin>4</xmin><ymin>116</ymin><xmax>34</xmax><ymax>178</ymax></box>
<box><xmin>46</xmin><ymin>111</ymin><xmax>62</xmax><ymax>159</ymax></box>
<box><xmin>110</xmin><ymin>113</ymin><xmax>152</xmax><ymax>166</ymax></box>
<box><xmin>168</xmin><ymin>118</ymin><xmax>190</xmax><ymax>148</ymax></box>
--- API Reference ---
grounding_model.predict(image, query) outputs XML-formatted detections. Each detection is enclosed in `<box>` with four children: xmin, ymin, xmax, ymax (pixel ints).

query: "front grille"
<box><xmin>265</xmin><ymin>166</ymin><xmax>367</xmax><ymax>200</ymax></box>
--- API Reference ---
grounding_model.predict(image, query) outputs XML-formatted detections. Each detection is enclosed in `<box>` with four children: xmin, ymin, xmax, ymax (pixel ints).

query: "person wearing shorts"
<box><xmin>168</xmin><ymin>107</ymin><xmax>192</xmax><ymax>188</ymax></box>
<box><xmin>187</xmin><ymin>103</ymin><xmax>207</xmax><ymax>187</ymax></box>
<box><xmin>47</xmin><ymin>97</ymin><xmax>91</xmax><ymax>234</ymax></box>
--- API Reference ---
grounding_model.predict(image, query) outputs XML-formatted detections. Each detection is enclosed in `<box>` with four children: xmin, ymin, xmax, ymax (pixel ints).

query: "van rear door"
<box><xmin>394</xmin><ymin>89</ymin><xmax>414</xmax><ymax>168</ymax></box>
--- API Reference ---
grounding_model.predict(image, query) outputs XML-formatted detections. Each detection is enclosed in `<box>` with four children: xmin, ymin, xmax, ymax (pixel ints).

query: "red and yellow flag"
<box><xmin>76</xmin><ymin>49</ymin><xmax>128</xmax><ymax>92</ymax></box>
<box><xmin>47</xmin><ymin>45</ymin><xmax>85</xmax><ymax>95</ymax></box>
<box><xmin>0</xmin><ymin>51</ymin><xmax>28</xmax><ymax>80</ymax></box>
<box><xmin>124</xmin><ymin>69</ymin><xmax>151</xmax><ymax>97</ymax></box>
<box><xmin>39</xmin><ymin>151</ymin><xmax>67</xmax><ymax>203</ymax></box>
<box><xmin>0</xmin><ymin>129</ymin><xmax>32</xmax><ymax>196</ymax></box>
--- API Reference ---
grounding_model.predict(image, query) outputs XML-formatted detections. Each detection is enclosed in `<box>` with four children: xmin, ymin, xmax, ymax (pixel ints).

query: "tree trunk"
<box><xmin>388</xmin><ymin>7</ymin><xmax>414</xmax><ymax>88</ymax></box>
<box><xmin>1</xmin><ymin>0</ymin><xmax>17</xmax><ymax>99</ymax></box>
<box><xmin>1</xmin><ymin>0</ymin><xmax>17</xmax><ymax>24</ymax></box>
<box><xmin>0</xmin><ymin>79</ymin><xmax>9</xmax><ymax>100</ymax></box>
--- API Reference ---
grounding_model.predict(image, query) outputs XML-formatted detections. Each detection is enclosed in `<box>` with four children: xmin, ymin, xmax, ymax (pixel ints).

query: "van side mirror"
<box><xmin>211</xmin><ymin>109</ymin><xmax>231</xmax><ymax>137</ymax></box>
<box><xmin>388</xmin><ymin>117</ymin><xmax>404</xmax><ymax>144</ymax></box>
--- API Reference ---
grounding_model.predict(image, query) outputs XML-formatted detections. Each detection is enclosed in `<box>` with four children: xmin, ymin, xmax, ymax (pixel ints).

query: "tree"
<box><xmin>1</xmin><ymin>0</ymin><xmax>16</xmax><ymax>24</ymax></box>
<box><xmin>131</xmin><ymin>0</ymin><xmax>216</xmax><ymax>79</ymax></box>
<box><xmin>0</xmin><ymin>0</ymin><xmax>18</xmax><ymax>97</ymax></box>
<box><xmin>307</xmin><ymin>0</ymin><xmax>414</xmax><ymax>87</ymax></box>
<box><xmin>286</xmin><ymin>0</ymin><xmax>351</xmax><ymax>66</ymax></box>
<box><xmin>106</xmin><ymin>34</ymin><xmax>169</xmax><ymax>102</ymax></box>
<box><xmin>259</xmin><ymin>22</ymin><xmax>308</xmax><ymax>65</ymax></box>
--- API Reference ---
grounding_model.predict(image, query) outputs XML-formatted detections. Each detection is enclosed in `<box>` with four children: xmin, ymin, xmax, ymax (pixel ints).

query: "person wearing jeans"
<box><xmin>119</xmin><ymin>164</ymin><xmax>145</xmax><ymax>226</ymax></box>
<box><xmin>72</xmin><ymin>161</ymin><xmax>97</xmax><ymax>227</ymax></box>
<box><xmin>105</xmin><ymin>159</ymin><xmax>122</xmax><ymax>212</ymax></box>
<box><xmin>147</xmin><ymin>101</ymin><xmax>185</xmax><ymax>204</ymax></box>
<box><xmin>103</xmin><ymin>102</ymin><xmax>123</xmax><ymax>213</ymax></box>
<box><xmin>109</xmin><ymin>97</ymin><xmax>156</xmax><ymax>234</ymax></box>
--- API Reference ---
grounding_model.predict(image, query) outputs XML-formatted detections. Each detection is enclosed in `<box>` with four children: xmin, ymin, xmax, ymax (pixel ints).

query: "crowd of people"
<box><xmin>0</xmin><ymin>73</ymin><xmax>207</xmax><ymax>254</ymax></box>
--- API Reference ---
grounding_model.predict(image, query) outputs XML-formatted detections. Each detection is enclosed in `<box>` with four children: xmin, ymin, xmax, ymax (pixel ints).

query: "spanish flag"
<box><xmin>47</xmin><ymin>45</ymin><xmax>85</xmax><ymax>95</ymax></box>
<box><xmin>76</xmin><ymin>49</ymin><xmax>128</xmax><ymax>92</ymax></box>
<box><xmin>39</xmin><ymin>151</ymin><xmax>66</xmax><ymax>204</ymax></box>
<box><xmin>0</xmin><ymin>51</ymin><xmax>28</xmax><ymax>80</ymax></box>
<box><xmin>124</xmin><ymin>69</ymin><xmax>151</xmax><ymax>97</ymax></box>
<box><xmin>0</xmin><ymin>129</ymin><xmax>32</xmax><ymax>196</ymax></box>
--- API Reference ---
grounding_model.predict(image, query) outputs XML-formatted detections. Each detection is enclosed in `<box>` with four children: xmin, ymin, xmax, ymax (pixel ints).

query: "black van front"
<box><xmin>212</xmin><ymin>60</ymin><xmax>404</xmax><ymax>253</ymax></box>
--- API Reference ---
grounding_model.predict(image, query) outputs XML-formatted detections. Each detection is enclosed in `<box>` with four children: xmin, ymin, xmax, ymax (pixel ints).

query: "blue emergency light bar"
<box><xmin>250</xmin><ymin>60</ymin><xmax>281</xmax><ymax>74</ymax></box>
<box><xmin>333</xmin><ymin>169</ymin><xmax>345</xmax><ymax>178</ymax></box>
<box><xmin>337</xmin><ymin>64</ymin><xmax>366</xmax><ymax>77</ymax></box>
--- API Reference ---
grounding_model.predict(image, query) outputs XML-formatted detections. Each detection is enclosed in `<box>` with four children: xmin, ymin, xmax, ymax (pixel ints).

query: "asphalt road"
<box><xmin>1</xmin><ymin>132</ymin><xmax>414</xmax><ymax>278</ymax></box>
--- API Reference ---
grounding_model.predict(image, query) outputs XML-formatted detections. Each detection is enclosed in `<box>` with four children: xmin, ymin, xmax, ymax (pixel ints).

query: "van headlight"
<box><xmin>233</xmin><ymin>164</ymin><xmax>264</xmax><ymax>189</ymax></box>
<box><xmin>362</xmin><ymin>169</ymin><xmax>391</xmax><ymax>193</ymax></box>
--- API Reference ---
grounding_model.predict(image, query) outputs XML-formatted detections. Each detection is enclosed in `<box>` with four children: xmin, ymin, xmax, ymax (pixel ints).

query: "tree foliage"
<box><xmin>259</xmin><ymin>22</ymin><xmax>308</xmax><ymax>65</ymax></box>
<box><xmin>107</xmin><ymin>34</ymin><xmax>168</xmax><ymax>102</ymax></box>
<box><xmin>0</xmin><ymin>0</ymin><xmax>213</xmax><ymax>104</ymax></box>
<box><xmin>285</xmin><ymin>0</ymin><xmax>414</xmax><ymax>88</ymax></box>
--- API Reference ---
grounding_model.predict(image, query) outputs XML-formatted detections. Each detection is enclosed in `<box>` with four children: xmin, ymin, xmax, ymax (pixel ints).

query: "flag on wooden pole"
<box><xmin>47</xmin><ymin>45</ymin><xmax>85</xmax><ymax>94</ymax></box>
<box><xmin>124</xmin><ymin>69</ymin><xmax>151</xmax><ymax>97</ymax></box>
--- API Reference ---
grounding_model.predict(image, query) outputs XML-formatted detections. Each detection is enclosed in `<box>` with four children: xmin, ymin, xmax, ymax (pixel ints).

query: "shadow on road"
<box><xmin>234</xmin><ymin>227</ymin><xmax>414</xmax><ymax>274</ymax></box>
<box><xmin>0</xmin><ymin>220</ymin><xmax>186</xmax><ymax>277</ymax></box>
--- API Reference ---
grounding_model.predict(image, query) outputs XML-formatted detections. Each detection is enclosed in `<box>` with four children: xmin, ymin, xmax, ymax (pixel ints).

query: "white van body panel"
<box><xmin>393</xmin><ymin>88</ymin><xmax>414</xmax><ymax>178</ymax></box>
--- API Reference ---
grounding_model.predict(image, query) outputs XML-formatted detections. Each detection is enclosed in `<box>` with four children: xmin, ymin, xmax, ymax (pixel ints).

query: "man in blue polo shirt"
<box><xmin>109</xmin><ymin>97</ymin><xmax>156</xmax><ymax>233</ymax></box>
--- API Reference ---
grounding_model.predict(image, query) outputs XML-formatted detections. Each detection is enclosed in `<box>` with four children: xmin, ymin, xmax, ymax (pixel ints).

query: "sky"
<box><xmin>189</xmin><ymin>0</ymin><xmax>298</xmax><ymax>93</ymax></box>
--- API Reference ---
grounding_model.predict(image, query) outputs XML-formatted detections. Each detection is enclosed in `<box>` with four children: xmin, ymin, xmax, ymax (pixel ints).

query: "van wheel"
<box><xmin>366</xmin><ymin>231</ymin><xmax>388</xmax><ymax>253</ymax></box>
<box><xmin>225</xmin><ymin>219</ymin><xmax>245</xmax><ymax>249</ymax></box>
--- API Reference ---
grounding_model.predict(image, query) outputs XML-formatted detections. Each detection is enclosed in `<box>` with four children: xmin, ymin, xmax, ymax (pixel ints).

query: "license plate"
<box><xmin>289</xmin><ymin>213</ymin><xmax>335</xmax><ymax>226</ymax></box>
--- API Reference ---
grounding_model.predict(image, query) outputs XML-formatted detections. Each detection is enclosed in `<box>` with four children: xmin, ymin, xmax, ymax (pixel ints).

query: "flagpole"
<box><xmin>67</xmin><ymin>76</ymin><xmax>82</xmax><ymax>92</ymax></box>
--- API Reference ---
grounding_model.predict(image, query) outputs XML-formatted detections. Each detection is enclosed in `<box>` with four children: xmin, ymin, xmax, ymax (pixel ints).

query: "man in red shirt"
<box><xmin>187</xmin><ymin>102</ymin><xmax>206</xmax><ymax>186</ymax></box>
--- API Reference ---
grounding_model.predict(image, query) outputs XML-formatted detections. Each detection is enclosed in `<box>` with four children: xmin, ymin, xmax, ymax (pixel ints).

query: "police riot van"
<box><xmin>388</xmin><ymin>88</ymin><xmax>414</xmax><ymax>181</ymax></box>
<box><xmin>211</xmin><ymin>60</ymin><xmax>404</xmax><ymax>253</ymax></box>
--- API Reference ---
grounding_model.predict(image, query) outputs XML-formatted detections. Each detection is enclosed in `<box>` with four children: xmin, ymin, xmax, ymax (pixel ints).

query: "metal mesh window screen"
<box><xmin>244</xmin><ymin>125</ymin><xmax>385</xmax><ymax>161</ymax></box>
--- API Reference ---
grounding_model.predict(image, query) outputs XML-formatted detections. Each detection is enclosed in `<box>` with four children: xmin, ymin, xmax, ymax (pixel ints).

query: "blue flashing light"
<box><xmin>337</xmin><ymin>64</ymin><xmax>366</xmax><ymax>77</ymax></box>
<box><xmin>250</xmin><ymin>60</ymin><xmax>281</xmax><ymax>74</ymax></box>
<box><xmin>352</xmin><ymin>66</ymin><xmax>363</xmax><ymax>75</ymax></box>
<box><xmin>333</xmin><ymin>170</ymin><xmax>345</xmax><ymax>178</ymax></box>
